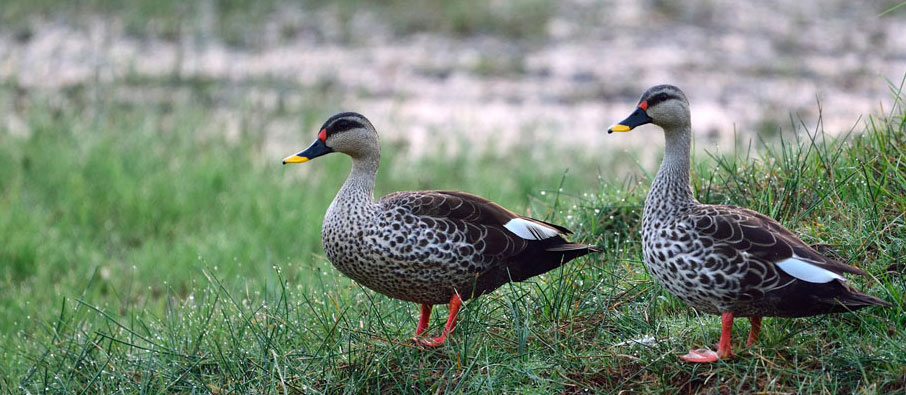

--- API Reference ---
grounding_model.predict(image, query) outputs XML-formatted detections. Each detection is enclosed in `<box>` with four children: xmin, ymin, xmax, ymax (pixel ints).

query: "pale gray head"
<box><xmin>283</xmin><ymin>112</ymin><xmax>380</xmax><ymax>164</ymax></box>
<box><xmin>608</xmin><ymin>85</ymin><xmax>691</xmax><ymax>133</ymax></box>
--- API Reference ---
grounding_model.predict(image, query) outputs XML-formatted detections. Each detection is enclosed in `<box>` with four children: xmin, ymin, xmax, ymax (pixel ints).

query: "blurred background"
<box><xmin>1</xmin><ymin>0</ymin><xmax>905</xmax><ymax>388</ymax></box>
<box><xmin>2</xmin><ymin>0</ymin><xmax>904</xmax><ymax>155</ymax></box>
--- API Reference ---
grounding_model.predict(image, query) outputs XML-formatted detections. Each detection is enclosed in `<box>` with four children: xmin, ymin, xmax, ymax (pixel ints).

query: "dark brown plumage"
<box><xmin>284</xmin><ymin>112</ymin><xmax>597</xmax><ymax>346</ymax></box>
<box><xmin>379</xmin><ymin>190</ymin><xmax>593</xmax><ymax>303</ymax></box>
<box><xmin>682</xmin><ymin>204</ymin><xmax>886</xmax><ymax>317</ymax></box>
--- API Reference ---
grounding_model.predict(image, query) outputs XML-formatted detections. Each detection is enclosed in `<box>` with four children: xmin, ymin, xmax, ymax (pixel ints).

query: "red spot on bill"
<box><xmin>318</xmin><ymin>129</ymin><xmax>327</xmax><ymax>142</ymax></box>
<box><xmin>639</xmin><ymin>100</ymin><xmax>648</xmax><ymax>111</ymax></box>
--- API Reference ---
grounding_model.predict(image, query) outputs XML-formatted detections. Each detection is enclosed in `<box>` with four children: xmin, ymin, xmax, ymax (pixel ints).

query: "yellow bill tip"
<box><xmin>608</xmin><ymin>124</ymin><xmax>631</xmax><ymax>133</ymax></box>
<box><xmin>282</xmin><ymin>155</ymin><xmax>309</xmax><ymax>164</ymax></box>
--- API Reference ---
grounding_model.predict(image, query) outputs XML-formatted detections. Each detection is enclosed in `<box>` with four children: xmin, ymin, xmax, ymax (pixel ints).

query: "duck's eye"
<box><xmin>331</xmin><ymin>119</ymin><xmax>362</xmax><ymax>133</ymax></box>
<box><xmin>648</xmin><ymin>93</ymin><xmax>670</xmax><ymax>107</ymax></box>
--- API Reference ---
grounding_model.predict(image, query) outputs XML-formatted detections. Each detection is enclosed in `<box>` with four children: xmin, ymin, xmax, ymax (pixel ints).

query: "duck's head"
<box><xmin>283</xmin><ymin>112</ymin><xmax>379</xmax><ymax>164</ymax></box>
<box><xmin>608</xmin><ymin>85</ymin><xmax>690</xmax><ymax>133</ymax></box>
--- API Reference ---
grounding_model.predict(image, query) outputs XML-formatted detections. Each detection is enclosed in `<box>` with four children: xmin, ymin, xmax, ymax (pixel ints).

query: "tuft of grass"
<box><xmin>3</xmin><ymin>75</ymin><xmax>906</xmax><ymax>393</ymax></box>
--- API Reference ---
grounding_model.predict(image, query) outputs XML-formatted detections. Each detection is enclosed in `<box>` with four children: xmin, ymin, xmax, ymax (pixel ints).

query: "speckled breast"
<box><xmin>642</xmin><ymin>224</ymin><xmax>714</xmax><ymax>313</ymax></box>
<box><xmin>320</xmin><ymin>203</ymin><xmax>486</xmax><ymax>305</ymax></box>
<box><xmin>641</xmin><ymin>203</ymin><xmax>747</xmax><ymax>315</ymax></box>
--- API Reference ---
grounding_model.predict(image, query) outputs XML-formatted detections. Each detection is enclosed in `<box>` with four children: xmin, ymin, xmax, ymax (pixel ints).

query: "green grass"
<box><xmin>1</xmin><ymin>0</ymin><xmax>554</xmax><ymax>45</ymax></box>
<box><xmin>2</xmin><ymin>76</ymin><xmax>905</xmax><ymax>391</ymax></box>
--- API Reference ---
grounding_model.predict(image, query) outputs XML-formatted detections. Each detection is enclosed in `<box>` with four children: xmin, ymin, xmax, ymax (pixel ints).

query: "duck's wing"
<box><xmin>379</xmin><ymin>190</ymin><xmax>595</xmax><ymax>286</ymax></box>
<box><xmin>379</xmin><ymin>190</ymin><xmax>584</xmax><ymax>253</ymax></box>
<box><xmin>686</xmin><ymin>204</ymin><xmax>888</xmax><ymax>314</ymax></box>
<box><xmin>689</xmin><ymin>204</ymin><xmax>863</xmax><ymax>281</ymax></box>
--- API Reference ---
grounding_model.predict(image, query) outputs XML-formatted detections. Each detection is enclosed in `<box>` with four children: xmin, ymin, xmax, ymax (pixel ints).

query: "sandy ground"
<box><xmin>1</xmin><ymin>0</ymin><xmax>904</xmax><ymax>159</ymax></box>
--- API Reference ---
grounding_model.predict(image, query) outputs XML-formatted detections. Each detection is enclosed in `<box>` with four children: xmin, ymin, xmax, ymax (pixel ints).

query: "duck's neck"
<box><xmin>647</xmin><ymin>124</ymin><xmax>696</xmax><ymax>213</ymax></box>
<box><xmin>336</xmin><ymin>153</ymin><xmax>379</xmax><ymax>207</ymax></box>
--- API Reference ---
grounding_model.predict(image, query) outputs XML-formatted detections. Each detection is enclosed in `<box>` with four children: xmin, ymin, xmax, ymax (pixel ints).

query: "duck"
<box><xmin>283</xmin><ymin>112</ymin><xmax>597</xmax><ymax>347</ymax></box>
<box><xmin>607</xmin><ymin>85</ymin><xmax>890</xmax><ymax>362</ymax></box>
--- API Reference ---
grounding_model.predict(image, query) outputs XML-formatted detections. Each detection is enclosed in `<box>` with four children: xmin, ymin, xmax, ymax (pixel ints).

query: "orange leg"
<box><xmin>680</xmin><ymin>312</ymin><xmax>736</xmax><ymax>363</ymax></box>
<box><xmin>415</xmin><ymin>304</ymin><xmax>433</xmax><ymax>336</ymax></box>
<box><xmin>414</xmin><ymin>294</ymin><xmax>462</xmax><ymax>347</ymax></box>
<box><xmin>746</xmin><ymin>316</ymin><xmax>762</xmax><ymax>347</ymax></box>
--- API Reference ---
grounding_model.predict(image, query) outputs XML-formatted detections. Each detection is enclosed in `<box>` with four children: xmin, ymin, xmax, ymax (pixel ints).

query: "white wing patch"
<box><xmin>775</xmin><ymin>256</ymin><xmax>846</xmax><ymax>283</ymax></box>
<box><xmin>504</xmin><ymin>218</ymin><xmax>560</xmax><ymax>240</ymax></box>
